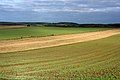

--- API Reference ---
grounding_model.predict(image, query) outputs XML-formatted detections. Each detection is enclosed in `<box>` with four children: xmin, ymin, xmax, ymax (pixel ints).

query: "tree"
<box><xmin>27</xmin><ymin>24</ymin><xmax>30</xmax><ymax>27</ymax></box>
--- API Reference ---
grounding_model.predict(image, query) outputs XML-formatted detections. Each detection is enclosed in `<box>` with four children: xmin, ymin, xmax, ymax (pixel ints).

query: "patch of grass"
<box><xmin>0</xmin><ymin>27</ymin><xmax>111</xmax><ymax>40</ymax></box>
<box><xmin>0</xmin><ymin>34</ymin><xmax>119</xmax><ymax>80</ymax></box>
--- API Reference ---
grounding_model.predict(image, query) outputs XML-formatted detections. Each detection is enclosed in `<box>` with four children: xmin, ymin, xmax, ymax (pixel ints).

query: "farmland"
<box><xmin>0</xmin><ymin>33</ymin><xmax>120</xmax><ymax>80</ymax></box>
<box><xmin>0</xmin><ymin>29</ymin><xmax>120</xmax><ymax>53</ymax></box>
<box><xmin>0</xmin><ymin>27</ymin><xmax>111</xmax><ymax>40</ymax></box>
<box><xmin>0</xmin><ymin>0</ymin><xmax>120</xmax><ymax>79</ymax></box>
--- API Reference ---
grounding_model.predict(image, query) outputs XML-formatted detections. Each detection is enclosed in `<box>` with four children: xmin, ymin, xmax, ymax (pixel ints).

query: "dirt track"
<box><xmin>0</xmin><ymin>29</ymin><xmax>120</xmax><ymax>53</ymax></box>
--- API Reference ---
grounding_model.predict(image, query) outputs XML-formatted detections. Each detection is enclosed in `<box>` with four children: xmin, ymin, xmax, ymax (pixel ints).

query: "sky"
<box><xmin>0</xmin><ymin>0</ymin><xmax>120</xmax><ymax>23</ymax></box>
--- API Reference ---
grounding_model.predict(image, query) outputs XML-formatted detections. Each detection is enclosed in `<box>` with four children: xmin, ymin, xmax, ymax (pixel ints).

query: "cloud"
<box><xmin>0</xmin><ymin>0</ymin><xmax>120</xmax><ymax>12</ymax></box>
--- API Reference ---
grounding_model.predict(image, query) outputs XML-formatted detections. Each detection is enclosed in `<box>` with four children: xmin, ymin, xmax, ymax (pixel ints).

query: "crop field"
<box><xmin>0</xmin><ymin>34</ymin><xmax>120</xmax><ymax>80</ymax></box>
<box><xmin>0</xmin><ymin>27</ymin><xmax>111</xmax><ymax>40</ymax></box>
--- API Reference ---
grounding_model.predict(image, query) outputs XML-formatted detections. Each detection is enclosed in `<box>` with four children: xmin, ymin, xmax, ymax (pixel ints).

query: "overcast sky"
<box><xmin>0</xmin><ymin>0</ymin><xmax>120</xmax><ymax>23</ymax></box>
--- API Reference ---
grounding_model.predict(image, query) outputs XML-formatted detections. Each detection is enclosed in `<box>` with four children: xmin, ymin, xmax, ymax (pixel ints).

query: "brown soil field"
<box><xmin>0</xmin><ymin>29</ymin><xmax>120</xmax><ymax>53</ymax></box>
<box><xmin>0</xmin><ymin>26</ymin><xmax>27</xmax><ymax>29</ymax></box>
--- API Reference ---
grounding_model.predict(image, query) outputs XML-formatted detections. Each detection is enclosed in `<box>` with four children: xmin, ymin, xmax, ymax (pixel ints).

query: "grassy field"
<box><xmin>0</xmin><ymin>27</ymin><xmax>111</xmax><ymax>40</ymax></box>
<box><xmin>0</xmin><ymin>34</ymin><xmax>120</xmax><ymax>80</ymax></box>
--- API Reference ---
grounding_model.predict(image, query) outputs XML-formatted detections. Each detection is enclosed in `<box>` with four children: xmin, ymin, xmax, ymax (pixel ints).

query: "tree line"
<box><xmin>0</xmin><ymin>22</ymin><xmax>120</xmax><ymax>28</ymax></box>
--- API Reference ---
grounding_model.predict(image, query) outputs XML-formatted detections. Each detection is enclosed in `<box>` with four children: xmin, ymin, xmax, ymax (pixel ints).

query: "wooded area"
<box><xmin>0</xmin><ymin>22</ymin><xmax>120</xmax><ymax>28</ymax></box>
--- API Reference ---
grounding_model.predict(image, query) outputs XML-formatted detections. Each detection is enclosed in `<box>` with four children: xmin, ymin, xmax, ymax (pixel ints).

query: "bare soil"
<box><xmin>0</xmin><ymin>29</ymin><xmax>120</xmax><ymax>53</ymax></box>
<box><xmin>0</xmin><ymin>26</ymin><xmax>27</xmax><ymax>29</ymax></box>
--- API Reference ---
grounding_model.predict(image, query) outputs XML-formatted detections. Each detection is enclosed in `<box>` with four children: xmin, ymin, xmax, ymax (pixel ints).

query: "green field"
<box><xmin>0</xmin><ymin>27</ymin><xmax>111</xmax><ymax>40</ymax></box>
<box><xmin>0</xmin><ymin>34</ymin><xmax>120</xmax><ymax>80</ymax></box>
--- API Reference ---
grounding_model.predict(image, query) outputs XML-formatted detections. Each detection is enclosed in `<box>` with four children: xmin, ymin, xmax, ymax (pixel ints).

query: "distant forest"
<box><xmin>0</xmin><ymin>22</ymin><xmax>120</xmax><ymax>28</ymax></box>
